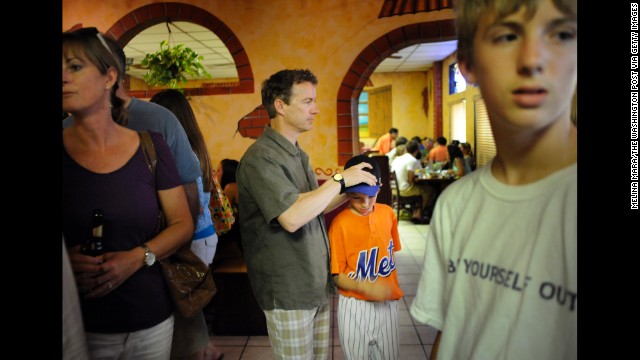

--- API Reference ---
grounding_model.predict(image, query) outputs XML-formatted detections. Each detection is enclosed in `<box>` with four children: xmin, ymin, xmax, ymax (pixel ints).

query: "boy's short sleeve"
<box><xmin>409</xmin><ymin>213</ymin><xmax>446</xmax><ymax>330</ymax></box>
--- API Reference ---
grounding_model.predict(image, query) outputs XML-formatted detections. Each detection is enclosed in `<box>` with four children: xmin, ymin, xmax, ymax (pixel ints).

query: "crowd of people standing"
<box><xmin>63</xmin><ymin>0</ymin><xmax>576</xmax><ymax>357</ymax></box>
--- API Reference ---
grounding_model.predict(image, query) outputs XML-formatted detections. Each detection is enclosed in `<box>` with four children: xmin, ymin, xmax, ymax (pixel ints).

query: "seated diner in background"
<box><xmin>428</xmin><ymin>136</ymin><xmax>449</xmax><ymax>163</ymax></box>
<box><xmin>386</xmin><ymin>136</ymin><xmax>408</xmax><ymax>166</ymax></box>
<box><xmin>447</xmin><ymin>144</ymin><xmax>468</xmax><ymax>177</ymax></box>
<box><xmin>460</xmin><ymin>142</ymin><xmax>476</xmax><ymax>172</ymax></box>
<box><xmin>420</xmin><ymin>137</ymin><xmax>435</xmax><ymax>166</ymax></box>
<box><xmin>390</xmin><ymin>140</ymin><xmax>434</xmax><ymax>224</ymax></box>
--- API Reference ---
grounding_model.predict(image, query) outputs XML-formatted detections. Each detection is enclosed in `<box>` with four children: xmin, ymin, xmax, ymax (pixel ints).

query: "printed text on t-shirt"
<box><xmin>348</xmin><ymin>239</ymin><xmax>396</xmax><ymax>282</ymax></box>
<box><xmin>448</xmin><ymin>258</ymin><xmax>577</xmax><ymax>311</ymax></box>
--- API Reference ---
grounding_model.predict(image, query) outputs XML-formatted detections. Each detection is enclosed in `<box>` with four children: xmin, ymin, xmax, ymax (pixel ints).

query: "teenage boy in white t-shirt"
<box><xmin>409</xmin><ymin>0</ymin><xmax>577</xmax><ymax>359</ymax></box>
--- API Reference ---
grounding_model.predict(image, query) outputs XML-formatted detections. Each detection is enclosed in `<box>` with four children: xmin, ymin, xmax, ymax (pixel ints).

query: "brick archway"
<box><xmin>104</xmin><ymin>2</ymin><xmax>254</xmax><ymax>98</ymax></box>
<box><xmin>336</xmin><ymin>19</ymin><xmax>456</xmax><ymax>165</ymax></box>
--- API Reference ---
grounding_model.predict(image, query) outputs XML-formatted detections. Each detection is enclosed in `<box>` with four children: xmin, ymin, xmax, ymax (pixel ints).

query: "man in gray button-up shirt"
<box><xmin>237</xmin><ymin>69</ymin><xmax>376</xmax><ymax>359</ymax></box>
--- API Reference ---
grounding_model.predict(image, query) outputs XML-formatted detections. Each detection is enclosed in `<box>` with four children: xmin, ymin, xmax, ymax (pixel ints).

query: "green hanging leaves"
<box><xmin>141</xmin><ymin>40</ymin><xmax>212</xmax><ymax>89</ymax></box>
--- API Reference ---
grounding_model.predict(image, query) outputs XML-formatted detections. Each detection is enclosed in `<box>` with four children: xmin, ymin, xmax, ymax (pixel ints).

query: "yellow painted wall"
<box><xmin>62</xmin><ymin>0</ymin><xmax>455</xmax><ymax>176</ymax></box>
<box><xmin>365</xmin><ymin>71</ymin><xmax>432</xmax><ymax>143</ymax></box>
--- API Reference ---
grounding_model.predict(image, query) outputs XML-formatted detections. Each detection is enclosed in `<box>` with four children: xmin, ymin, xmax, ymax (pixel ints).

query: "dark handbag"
<box><xmin>139</xmin><ymin>130</ymin><xmax>216</xmax><ymax>318</ymax></box>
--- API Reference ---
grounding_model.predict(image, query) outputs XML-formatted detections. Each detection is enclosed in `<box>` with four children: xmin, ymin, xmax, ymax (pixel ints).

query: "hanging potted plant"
<box><xmin>141</xmin><ymin>40</ymin><xmax>211</xmax><ymax>89</ymax></box>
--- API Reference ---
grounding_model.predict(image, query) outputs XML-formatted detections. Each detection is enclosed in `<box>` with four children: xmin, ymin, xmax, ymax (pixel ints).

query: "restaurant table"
<box><xmin>415</xmin><ymin>176</ymin><xmax>458</xmax><ymax>220</ymax></box>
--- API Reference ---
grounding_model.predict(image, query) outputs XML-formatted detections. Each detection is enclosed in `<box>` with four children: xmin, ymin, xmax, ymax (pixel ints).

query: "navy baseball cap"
<box><xmin>343</xmin><ymin>155</ymin><xmax>381</xmax><ymax>197</ymax></box>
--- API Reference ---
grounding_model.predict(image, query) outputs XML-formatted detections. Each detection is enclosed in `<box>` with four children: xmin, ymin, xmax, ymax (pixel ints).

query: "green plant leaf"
<box><xmin>141</xmin><ymin>40</ymin><xmax>212</xmax><ymax>89</ymax></box>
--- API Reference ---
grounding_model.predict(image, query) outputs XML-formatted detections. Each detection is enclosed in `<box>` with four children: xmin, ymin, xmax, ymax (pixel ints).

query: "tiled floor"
<box><xmin>208</xmin><ymin>220</ymin><xmax>437</xmax><ymax>360</ymax></box>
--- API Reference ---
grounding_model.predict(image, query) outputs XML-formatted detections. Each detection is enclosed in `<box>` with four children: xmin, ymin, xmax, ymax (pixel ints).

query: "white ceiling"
<box><xmin>123</xmin><ymin>21</ymin><xmax>458</xmax><ymax>82</ymax></box>
<box><xmin>376</xmin><ymin>40</ymin><xmax>458</xmax><ymax>72</ymax></box>
<box><xmin>123</xmin><ymin>22</ymin><xmax>237</xmax><ymax>81</ymax></box>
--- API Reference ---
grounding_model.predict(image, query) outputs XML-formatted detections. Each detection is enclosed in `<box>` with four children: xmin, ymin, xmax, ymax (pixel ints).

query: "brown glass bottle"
<box><xmin>81</xmin><ymin>209</ymin><xmax>104</xmax><ymax>257</ymax></box>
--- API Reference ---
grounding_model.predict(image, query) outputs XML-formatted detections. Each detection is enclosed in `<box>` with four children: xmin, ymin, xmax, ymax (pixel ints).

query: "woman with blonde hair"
<box><xmin>63</xmin><ymin>27</ymin><xmax>193</xmax><ymax>359</ymax></box>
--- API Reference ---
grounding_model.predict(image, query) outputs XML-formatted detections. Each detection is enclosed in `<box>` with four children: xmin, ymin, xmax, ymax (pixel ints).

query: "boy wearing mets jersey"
<box><xmin>329</xmin><ymin>155</ymin><xmax>404</xmax><ymax>360</ymax></box>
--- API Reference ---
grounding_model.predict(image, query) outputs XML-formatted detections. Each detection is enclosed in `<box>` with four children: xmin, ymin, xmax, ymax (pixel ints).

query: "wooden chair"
<box><xmin>369</xmin><ymin>155</ymin><xmax>392</xmax><ymax>206</ymax></box>
<box><xmin>390</xmin><ymin>171</ymin><xmax>423</xmax><ymax>220</ymax></box>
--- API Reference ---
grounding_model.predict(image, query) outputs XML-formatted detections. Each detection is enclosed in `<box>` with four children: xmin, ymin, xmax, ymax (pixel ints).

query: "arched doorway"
<box><xmin>335</xmin><ymin>19</ymin><xmax>456</xmax><ymax>165</ymax></box>
<box><xmin>103</xmin><ymin>2</ymin><xmax>254</xmax><ymax>98</ymax></box>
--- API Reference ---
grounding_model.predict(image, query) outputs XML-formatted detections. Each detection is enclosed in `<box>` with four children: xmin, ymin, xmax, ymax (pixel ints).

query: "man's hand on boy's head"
<box><xmin>341</xmin><ymin>162</ymin><xmax>377</xmax><ymax>188</ymax></box>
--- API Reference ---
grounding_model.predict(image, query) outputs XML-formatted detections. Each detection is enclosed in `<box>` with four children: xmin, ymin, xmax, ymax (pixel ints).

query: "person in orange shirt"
<box><xmin>428</xmin><ymin>136</ymin><xmax>449</xmax><ymax>163</ymax></box>
<box><xmin>329</xmin><ymin>154</ymin><xmax>404</xmax><ymax>360</ymax></box>
<box><xmin>372</xmin><ymin>127</ymin><xmax>399</xmax><ymax>155</ymax></box>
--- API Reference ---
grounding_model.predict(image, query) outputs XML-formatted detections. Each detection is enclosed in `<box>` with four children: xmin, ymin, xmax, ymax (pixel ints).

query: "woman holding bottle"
<box><xmin>62</xmin><ymin>27</ymin><xmax>193</xmax><ymax>359</ymax></box>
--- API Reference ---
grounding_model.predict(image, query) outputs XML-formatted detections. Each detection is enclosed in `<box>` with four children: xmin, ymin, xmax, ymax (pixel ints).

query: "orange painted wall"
<box><xmin>62</xmin><ymin>0</ymin><xmax>455</xmax><ymax>176</ymax></box>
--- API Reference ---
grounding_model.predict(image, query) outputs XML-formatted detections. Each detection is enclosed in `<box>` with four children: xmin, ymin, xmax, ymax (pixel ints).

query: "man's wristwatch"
<box><xmin>140</xmin><ymin>243</ymin><xmax>156</xmax><ymax>267</ymax></box>
<box><xmin>332</xmin><ymin>173</ymin><xmax>345</xmax><ymax>194</ymax></box>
